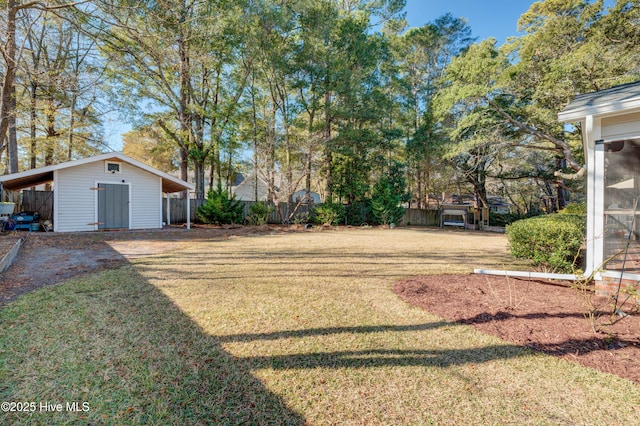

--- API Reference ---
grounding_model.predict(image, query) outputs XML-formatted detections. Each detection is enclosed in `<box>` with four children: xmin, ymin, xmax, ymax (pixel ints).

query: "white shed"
<box><xmin>0</xmin><ymin>153</ymin><xmax>194</xmax><ymax>232</ymax></box>
<box><xmin>559</xmin><ymin>81</ymin><xmax>640</xmax><ymax>293</ymax></box>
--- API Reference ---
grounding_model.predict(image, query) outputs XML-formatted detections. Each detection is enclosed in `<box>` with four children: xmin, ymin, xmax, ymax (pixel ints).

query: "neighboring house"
<box><xmin>486</xmin><ymin>196</ymin><xmax>513</xmax><ymax>214</ymax></box>
<box><xmin>437</xmin><ymin>194</ymin><xmax>511</xmax><ymax>213</ymax></box>
<box><xmin>291</xmin><ymin>189</ymin><xmax>321</xmax><ymax>204</ymax></box>
<box><xmin>232</xmin><ymin>172</ymin><xmax>321</xmax><ymax>204</ymax></box>
<box><xmin>559</xmin><ymin>80</ymin><xmax>640</xmax><ymax>294</ymax></box>
<box><xmin>232</xmin><ymin>173</ymin><xmax>274</xmax><ymax>201</ymax></box>
<box><xmin>0</xmin><ymin>152</ymin><xmax>194</xmax><ymax>232</ymax></box>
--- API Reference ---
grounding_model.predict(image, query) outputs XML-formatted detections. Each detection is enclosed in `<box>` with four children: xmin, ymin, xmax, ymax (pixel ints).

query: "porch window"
<box><xmin>603</xmin><ymin>138</ymin><xmax>640</xmax><ymax>273</ymax></box>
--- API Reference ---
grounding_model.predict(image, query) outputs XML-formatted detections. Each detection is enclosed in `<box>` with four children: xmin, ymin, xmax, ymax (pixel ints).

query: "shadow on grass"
<box><xmin>218</xmin><ymin>323</ymin><xmax>452</xmax><ymax>343</ymax></box>
<box><xmin>243</xmin><ymin>346</ymin><xmax>527</xmax><ymax>370</ymax></box>
<box><xmin>0</xmin><ymin>241</ymin><xmax>306</xmax><ymax>425</ymax></box>
<box><xmin>218</xmin><ymin>325</ymin><xmax>529</xmax><ymax>370</ymax></box>
<box><xmin>0</xmin><ymin>232</ymin><xmax>529</xmax><ymax>425</ymax></box>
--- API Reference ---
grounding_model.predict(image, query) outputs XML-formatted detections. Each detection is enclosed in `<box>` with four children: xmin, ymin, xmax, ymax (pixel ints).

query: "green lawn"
<box><xmin>1</xmin><ymin>228</ymin><xmax>639</xmax><ymax>424</ymax></box>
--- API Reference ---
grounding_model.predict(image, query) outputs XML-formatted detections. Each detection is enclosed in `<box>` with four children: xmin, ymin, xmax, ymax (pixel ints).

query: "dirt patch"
<box><xmin>0</xmin><ymin>224</ymin><xmax>310</xmax><ymax>306</ymax></box>
<box><xmin>394</xmin><ymin>274</ymin><xmax>640</xmax><ymax>385</ymax></box>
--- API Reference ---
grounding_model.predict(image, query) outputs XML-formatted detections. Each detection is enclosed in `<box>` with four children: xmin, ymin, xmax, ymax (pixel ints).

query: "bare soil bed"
<box><xmin>395</xmin><ymin>274</ymin><xmax>640</xmax><ymax>385</ymax></box>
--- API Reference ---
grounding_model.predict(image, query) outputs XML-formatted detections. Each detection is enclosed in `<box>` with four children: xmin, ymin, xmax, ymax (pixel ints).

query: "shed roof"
<box><xmin>0</xmin><ymin>152</ymin><xmax>194</xmax><ymax>193</ymax></box>
<box><xmin>559</xmin><ymin>81</ymin><xmax>640</xmax><ymax>123</ymax></box>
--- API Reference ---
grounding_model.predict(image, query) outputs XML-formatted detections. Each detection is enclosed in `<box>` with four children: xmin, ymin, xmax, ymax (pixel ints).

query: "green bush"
<box><xmin>371</xmin><ymin>177</ymin><xmax>406</xmax><ymax>226</ymax></box>
<box><xmin>197</xmin><ymin>182</ymin><xmax>244</xmax><ymax>225</ymax></box>
<box><xmin>506</xmin><ymin>214</ymin><xmax>585</xmax><ymax>273</ymax></box>
<box><xmin>558</xmin><ymin>201</ymin><xmax>587</xmax><ymax>215</ymax></box>
<box><xmin>313</xmin><ymin>203</ymin><xmax>345</xmax><ymax>226</ymax></box>
<box><xmin>292</xmin><ymin>211</ymin><xmax>311</xmax><ymax>225</ymax></box>
<box><xmin>489</xmin><ymin>212</ymin><xmax>538</xmax><ymax>227</ymax></box>
<box><xmin>345</xmin><ymin>202</ymin><xmax>372</xmax><ymax>226</ymax></box>
<box><xmin>247</xmin><ymin>201</ymin><xmax>273</xmax><ymax>225</ymax></box>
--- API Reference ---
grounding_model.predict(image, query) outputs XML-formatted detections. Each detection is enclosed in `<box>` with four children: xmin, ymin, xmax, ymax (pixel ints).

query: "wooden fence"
<box><xmin>17</xmin><ymin>190</ymin><xmax>441</xmax><ymax>227</ymax></box>
<box><xmin>19</xmin><ymin>190</ymin><xmax>54</xmax><ymax>220</ymax></box>
<box><xmin>163</xmin><ymin>198</ymin><xmax>206</xmax><ymax>224</ymax></box>
<box><xmin>163</xmin><ymin>199</ymin><xmax>439</xmax><ymax>226</ymax></box>
<box><xmin>403</xmin><ymin>208</ymin><xmax>440</xmax><ymax>226</ymax></box>
<box><xmin>162</xmin><ymin>199</ymin><xmax>315</xmax><ymax>224</ymax></box>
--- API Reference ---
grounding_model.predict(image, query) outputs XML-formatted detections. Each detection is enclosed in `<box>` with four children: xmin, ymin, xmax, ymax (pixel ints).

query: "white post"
<box><xmin>166</xmin><ymin>194</ymin><xmax>171</xmax><ymax>225</ymax></box>
<box><xmin>186</xmin><ymin>192</ymin><xmax>191</xmax><ymax>230</ymax></box>
<box><xmin>593</xmin><ymin>139</ymin><xmax>605</xmax><ymax>275</ymax></box>
<box><xmin>585</xmin><ymin>115</ymin><xmax>604</xmax><ymax>277</ymax></box>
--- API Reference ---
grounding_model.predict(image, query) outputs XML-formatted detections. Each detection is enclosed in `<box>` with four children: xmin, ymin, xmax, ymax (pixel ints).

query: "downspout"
<box><xmin>474</xmin><ymin>269</ymin><xmax>577</xmax><ymax>281</ymax></box>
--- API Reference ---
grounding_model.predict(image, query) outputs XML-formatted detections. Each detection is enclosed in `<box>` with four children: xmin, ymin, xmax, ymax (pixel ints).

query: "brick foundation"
<box><xmin>598</xmin><ymin>276</ymin><xmax>640</xmax><ymax>297</ymax></box>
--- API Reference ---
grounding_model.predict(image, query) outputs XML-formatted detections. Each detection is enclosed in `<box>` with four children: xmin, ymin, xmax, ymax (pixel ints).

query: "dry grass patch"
<box><xmin>2</xmin><ymin>227</ymin><xmax>639</xmax><ymax>424</ymax></box>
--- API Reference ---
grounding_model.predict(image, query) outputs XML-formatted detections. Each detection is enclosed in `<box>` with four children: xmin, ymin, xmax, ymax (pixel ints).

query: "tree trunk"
<box><xmin>30</xmin><ymin>81</ymin><xmax>37</xmax><ymax>169</ymax></box>
<box><xmin>178</xmin><ymin>4</ymin><xmax>193</xmax><ymax>199</ymax></box>
<box><xmin>8</xmin><ymin>83</ymin><xmax>17</xmax><ymax>172</ymax></box>
<box><xmin>555</xmin><ymin>157</ymin><xmax>566</xmax><ymax>210</ymax></box>
<box><xmin>324</xmin><ymin>90</ymin><xmax>332</xmax><ymax>203</ymax></box>
<box><xmin>180</xmin><ymin>147</ymin><xmax>188</xmax><ymax>199</ymax></box>
<box><xmin>0</xmin><ymin>0</ymin><xmax>19</xmax><ymax>172</ymax></box>
<box><xmin>416</xmin><ymin>169</ymin><xmax>423</xmax><ymax>209</ymax></box>
<box><xmin>194</xmin><ymin>159</ymin><xmax>205</xmax><ymax>200</ymax></box>
<box><xmin>67</xmin><ymin>92</ymin><xmax>77</xmax><ymax>161</ymax></box>
<box><xmin>44</xmin><ymin>95</ymin><xmax>57</xmax><ymax>166</ymax></box>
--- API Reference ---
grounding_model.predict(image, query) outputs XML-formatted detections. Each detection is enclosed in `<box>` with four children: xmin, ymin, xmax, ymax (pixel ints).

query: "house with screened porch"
<box><xmin>559</xmin><ymin>81</ymin><xmax>640</xmax><ymax>294</ymax></box>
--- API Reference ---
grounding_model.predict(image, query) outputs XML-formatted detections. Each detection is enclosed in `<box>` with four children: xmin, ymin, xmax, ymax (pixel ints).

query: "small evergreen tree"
<box><xmin>197</xmin><ymin>182</ymin><xmax>244</xmax><ymax>225</ymax></box>
<box><xmin>371</xmin><ymin>161</ymin><xmax>408</xmax><ymax>225</ymax></box>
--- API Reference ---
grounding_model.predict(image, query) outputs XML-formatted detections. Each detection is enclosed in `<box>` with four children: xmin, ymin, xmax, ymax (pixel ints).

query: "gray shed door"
<box><xmin>98</xmin><ymin>183</ymin><xmax>129</xmax><ymax>229</ymax></box>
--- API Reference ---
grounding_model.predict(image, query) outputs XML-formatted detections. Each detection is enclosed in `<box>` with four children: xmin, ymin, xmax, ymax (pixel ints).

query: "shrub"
<box><xmin>345</xmin><ymin>201</ymin><xmax>372</xmax><ymax>226</ymax></box>
<box><xmin>506</xmin><ymin>214</ymin><xmax>585</xmax><ymax>273</ymax></box>
<box><xmin>489</xmin><ymin>212</ymin><xmax>537</xmax><ymax>227</ymax></box>
<box><xmin>313</xmin><ymin>203</ymin><xmax>345</xmax><ymax>226</ymax></box>
<box><xmin>197</xmin><ymin>182</ymin><xmax>244</xmax><ymax>225</ymax></box>
<box><xmin>247</xmin><ymin>201</ymin><xmax>273</xmax><ymax>225</ymax></box>
<box><xmin>558</xmin><ymin>201</ymin><xmax>587</xmax><ymax>216</ymax></box>
<box><xmin>292</xmin><ymin>211</ymin><xmax>311</xmax><ymax>225</ymax></box>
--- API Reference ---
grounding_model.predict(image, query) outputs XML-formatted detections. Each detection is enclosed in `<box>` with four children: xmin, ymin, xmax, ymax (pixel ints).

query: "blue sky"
<box><xmin>403</xmin><ymin>0</ymin><xmax>536</xmax><ymax>45</ymax></box>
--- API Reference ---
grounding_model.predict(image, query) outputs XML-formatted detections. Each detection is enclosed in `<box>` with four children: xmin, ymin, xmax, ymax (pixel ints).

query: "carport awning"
<box><xmin>159</xmin><ymin>176</ymin><xmax>193</xmax><ymax>193</ymax></box>
<box><xmin>0</xmin><ymin>170</ymin><xmax>54</xmax><ymax>191</ymax></box>
<box><xmin>0</xmin><ymin>152</ymin><xmax>194</xmax><ymax>193</ymax></box>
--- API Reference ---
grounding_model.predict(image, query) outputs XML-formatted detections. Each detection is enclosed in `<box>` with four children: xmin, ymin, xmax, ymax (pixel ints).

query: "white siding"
<box><xmin>232</xmin><ymin>177</ymin><xmax>270</xmax><ymax>201</ymax></box>
<box><xmin>602</xmin><ymin>112</ymin><xmax>640</xmax><ymax>140</ymax></box>
<box><xmin>56</xmin><ymin>160</ymin><xmax>162</xmax><ymax>232</ymax></box>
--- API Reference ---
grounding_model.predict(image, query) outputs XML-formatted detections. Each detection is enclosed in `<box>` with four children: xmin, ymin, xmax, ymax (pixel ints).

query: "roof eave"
<box><xmin>559</xmin><ymin>97</ymin><xmax>640</xmax><ymax>123</ymax></box>
<box><xmin>0</xmin><ymin>152</ymin><xmax>194</xmax><ymax>193</ymax></box>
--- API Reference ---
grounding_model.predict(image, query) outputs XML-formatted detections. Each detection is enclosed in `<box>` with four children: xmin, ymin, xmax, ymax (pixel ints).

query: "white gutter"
<box><xmin>474</xmin><ymin>269</ymin><xmax>578</xmax><ymax>281</ymax></box>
